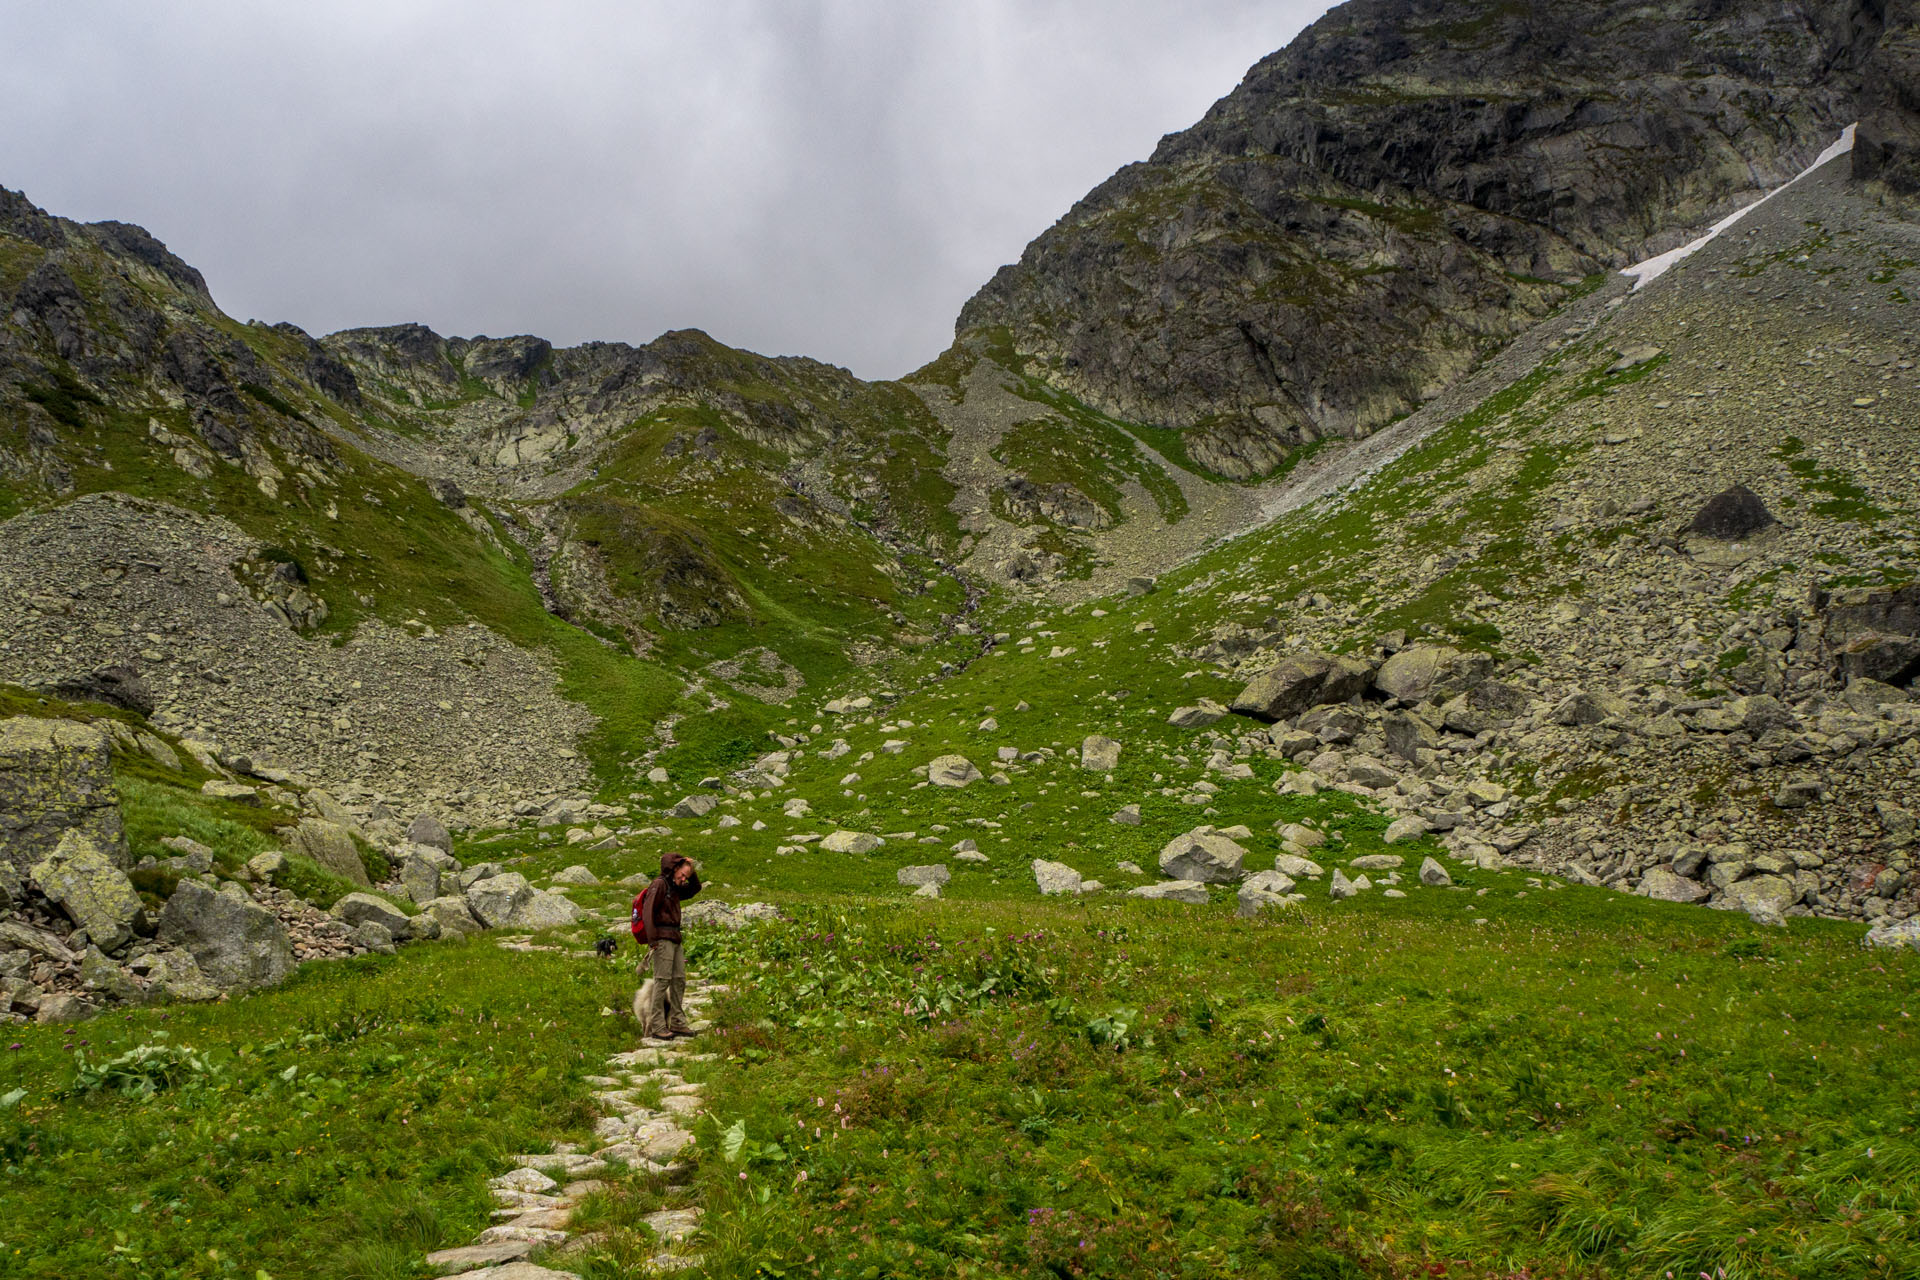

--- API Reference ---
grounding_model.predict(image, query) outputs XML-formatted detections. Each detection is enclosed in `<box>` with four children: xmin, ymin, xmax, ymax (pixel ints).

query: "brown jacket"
<box><xmin>646</xmin><ymin>851</ymin><xmax>701</xmax><ymax>944</ymax></box>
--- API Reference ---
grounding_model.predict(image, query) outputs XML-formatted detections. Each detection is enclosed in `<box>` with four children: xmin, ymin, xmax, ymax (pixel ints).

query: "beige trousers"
<box><xmin>646</xmin><ymin>939</ymin><xmax>687</xmax><ymax>1035</ymax></box>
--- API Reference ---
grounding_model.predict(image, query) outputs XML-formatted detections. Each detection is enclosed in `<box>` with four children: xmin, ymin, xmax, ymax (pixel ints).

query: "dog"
<box><xmin>632</xmin><ymin>977</ymin><xmax>659</xmax><ymax>1027</ymax></box>
<box><xmin>593</xmin><ymin>936</ymin><xmax>617</xmax><ymax>959</ymax></box>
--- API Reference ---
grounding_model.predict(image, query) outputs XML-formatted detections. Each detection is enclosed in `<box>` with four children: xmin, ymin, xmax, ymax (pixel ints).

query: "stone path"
<box><xmin>421</xmin><ymin>977</ymin><xmax>725</xmax><ymax>1279</ymax></box>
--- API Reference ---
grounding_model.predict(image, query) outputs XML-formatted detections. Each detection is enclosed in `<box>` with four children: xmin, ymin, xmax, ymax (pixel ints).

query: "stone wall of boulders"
<box><xmin>0</xmin><ymin>712</ymin><xmax>587</xmax><ymax>1024</ymax></box>
<box><xmin>1175</xmin><ymin>631</ymin><xmax>1919</xmax><ymax>930</ymax></box>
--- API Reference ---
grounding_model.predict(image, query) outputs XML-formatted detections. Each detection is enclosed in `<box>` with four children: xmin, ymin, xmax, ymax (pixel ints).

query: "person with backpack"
<box><xmin>630</xmin><ymin>851</ymin><xmax>702</xmax><ymax>1039</ymax></box>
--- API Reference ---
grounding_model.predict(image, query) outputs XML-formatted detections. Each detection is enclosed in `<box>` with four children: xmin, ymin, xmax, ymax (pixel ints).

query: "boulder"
<box><xmin>1383</xmin><ymin>711</ymin><xmax>1442</xmax><ymax>763</ymax></box>
<box><xmin>35</xmin><ymin>993</ymin><xmax>96</xmax><ymax>1024</ymax></box>
<box><xmin>134</xmin><ymin>731</ymin><xmax>181</xmax><ymax>771</ymax></box>
<box><xmin>160</xmin><ymin>836</ymin><xmax>215</xmax><ymax>872</ymax></box>
<box><xmin>0</xmin><ymin>861</ymin><xmax>19</xmax><ymax>910</ymax></box>
<box><xmin>668</xmin><ymin>795</ymin><xmax>718</xmax><ymax>819</ymax></box>
<box><xmin>551</xmin><ymin>864</ymin><xmax>599</xmax><ymax>886</ymax></box>
<box><xmin>1274</xmin><ymin>854</ymin><xmax>1324</xmax><ymax>878</ymax></box>
<box><xmin>401</xmin><ymin>846</ymin><xmax>458</xmax><ymax>903</ymax></box>
<box><xmin>287</xmin><ymin>818</ymin><xmax>370</xmax><ymax>887</ymax></box>
<box><xmin>0</xmin><ymin>716</ymin><xmax>126</xmax><ymax>876</ymax></box>
<box><xmin>1464</xmin><ymin>779</ymin><xmax>1509</xmax><ymax>806</ymax></box>
<box><xmin>1229</xmin><ymin>653</ymin><xmax>1374</xmax><ymax>723</ymax></box>
<box><xmin>200</xmin><ymin>780</ymin><xmax>261</xmax><ymax>805</ymax></box>
<box><xmin>1689</xmin><ymin>484</ymin><xmax>1774</xmax><ymax>539</ymax></box>
<box><xmin>29</xmin><ymin>831</ymin><xmax>145</xmax><ymax>952</ymax></box>
<box><xmin>1158</xmin><ymin>829</ymin><xmax>1246</xmax><ymax>884</ymax></box>
<box><xmin>1441</xmin><ymin>681</ymin><xmax>1530</xmax><ymax>734</ymax></box>
<box><xmin>1275</xmin><ymin>822</ymin><xmax>1326</xmax><ymax>849</ymax></box>
<box><xmin>424</xmin><ymin>894</ymin><xmax>485</xmax><ymax>937</ymax></box>
<box><xmin>157</xmin><ymin>879</ymin><xmax>295</xmax><ymax>990</ymax></box>
<box><xmin>1329</xmin><ymin>868</ymin><xmax>1360</xmax><ymax>900</ymax></box>
<box><xmin>928</xmin><ymin>755</ymin><xmax>983</xmax><ymax>788</ymax></box>
<box><xmin>353</xmin><ymin>921</ymin><xmax>398</xmax><ymax>954</ymax></box>
<box><xmin>896</xmin><ymin>865</ymin><xmax>951</xmax><ymax>889</ymax></box>
<box><xmin>1110</xmin><ymin>804</ymin><xmax>1142</xmax><ymax>826</ymax></box>
<box><xmin>1128</xmin><ymin>880</ymin><xmax>1209</xmax><ymax>904</ymax></box>
<box><xmin>1551</xmin><ymin>691</ymin><xmax>1625</xmax><ymax>726</ymax></box>
<box><xmin>1383</xmin><ymin>816</ymin><xmax>1428</xmax><ymax>845</ymax></box>
<box><xmin>1168</xmin><ymin>700</ymin><xmax>1228</xmax><ymax>729</ymax></box>
<box><xmin>1080</xmin><ymin>735</ymin><xmax>1123</xmax><ymax>771</ymax></box>
<box><xmin>330</xmin><ymin>892</ymin><xmax>413</xmax><ymax>938</ymax></box>
<box><xmin>459</xmin><ymin>862</ymin><xmax>504</xmax><ymax>889</ymax></box>
<box><xmin>1236</xmin><ymin>870</ymin><xmax>1297</xmax><ymax>917</ymax></box>
<box><xmin>1418</xmin><ymin>857</ymin><xmax>1452</xmax><ymax>887</ymax></box>
<box><xmin>1373</xmin><ymin>645</ymin><xmax>1492</xmax><ymax>702</ymax></box>
<box><xmin>1342</xmin><ymin>756</ymin><xmax>1399</xmax><ymax>790</ymax></box>
<box><xmin>79</xmin><ymin>945</ymin><xmax>145</xmax><ymax>1004</ymax></box>
<box><xmin>1032</xmin><ymin>860</ymin><xmax>1084</xmax><ymax>895</ymax></box>
<box><xmin>1639</xmin><ymin>867</ymin><xmax>1710</xmax><ymax>903</ymax></box>
<box><xmin>1819</xmin><ymin>583</ymin><xmax>1920</xmax><ymax>687</ymax></box>
<box><xmin>407</xmin><ymin>812</ymin><xmax>454</xmax><ymax>854</ymax></box>
<box><xmin>466</xmin><ymin>873</ymin><xmax>537</xmax><ymax>928</ymax></box>
<box><xmin>1863</xmin><ymin>917</ymin><xmax>1920</xmax><ymax>950</ymax></box>
<box><xmin>0</xmin><ymin>919</ymin><xmax>75</xmax><ymax>963</ymax></box>
<box><xmin>305</xmin><ymin>789</ymin><xmax>360</xmax><ymax>830</ymax></box>
<box><xmin>1773</xmin><ymin>777</ymin><xmax>1825</xmax><ymax>809</ymax></box>
<box><xmin>143</xmin><ymin>947</ymin><xmax>223</xmax><ymax>1002</ymax></box>
<box><xmin>821</xmin><ymin>831</ymin><xmax>883</xmax><ymax>854</ymax></box>
<box><xmin>1348</xmin><ymin>854</ymin><xmax>1402</xmax><ymax>871</ymax></box>
<box><xmin>1876</xmin><ymin>801</ymin><xmax>1917</xmax><ymax>837</ymax></box>
<box><xmin>1720</xmin><ymin>874</ymin><xmax>1796</xmax><ymax>925</ymax></box>
<box><xmin>512</xmin><ymin>891</ymin><xmax>583</xmax><ymax>930</ymax></box>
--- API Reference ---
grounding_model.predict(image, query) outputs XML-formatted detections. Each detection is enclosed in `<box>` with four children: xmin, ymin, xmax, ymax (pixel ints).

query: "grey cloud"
<box><xmin>0</xmin><ymin>0</ymin><xmax>1331</xmax><ymax>378</ymax></box>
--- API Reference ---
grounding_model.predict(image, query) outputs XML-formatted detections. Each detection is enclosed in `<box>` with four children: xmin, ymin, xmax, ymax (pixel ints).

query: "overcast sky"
<box><xmin>1</xmin><ymin>1</ymin><xmax>1330</xmax><ymax>379</ymax></box>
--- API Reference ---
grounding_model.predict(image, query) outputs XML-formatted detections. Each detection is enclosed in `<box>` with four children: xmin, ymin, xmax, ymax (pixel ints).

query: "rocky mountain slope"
<box><xmin>952</xmin><ymin>0</ymin><xmax>1899</xmax><ymax>477</ymax></box>
<box><xmin>0</xmin><ymin>0</ymin><xmax>1916</xmax><ymax>970</ymax></box>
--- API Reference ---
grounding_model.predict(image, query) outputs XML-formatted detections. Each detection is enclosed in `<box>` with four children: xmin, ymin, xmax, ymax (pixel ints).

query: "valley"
<box><xmin>3</xmin><ymin>2</ymin><xmax>1918</xmax><ymax>1277</ymax></box>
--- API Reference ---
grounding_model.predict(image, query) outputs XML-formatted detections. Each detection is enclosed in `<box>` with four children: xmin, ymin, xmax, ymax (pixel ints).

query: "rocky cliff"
<box><xmin>952</xmin><ymin>0</ymin><xmax>1895</xmax><ymax>477</ymax></box>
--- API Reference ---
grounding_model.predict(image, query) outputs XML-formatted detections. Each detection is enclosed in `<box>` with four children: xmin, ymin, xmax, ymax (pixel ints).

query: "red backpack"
<box><xmin>631</xmin><ymin>885</ymin><xmax>655</xmax><ymax>944</ymax></box>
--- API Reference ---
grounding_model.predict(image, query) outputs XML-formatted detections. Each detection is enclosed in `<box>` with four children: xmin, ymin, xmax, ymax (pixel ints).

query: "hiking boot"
<box><xmin>668</xmin><ymin>1025</ymin><xmax>698</xmax><ymax>1039</ymax></box>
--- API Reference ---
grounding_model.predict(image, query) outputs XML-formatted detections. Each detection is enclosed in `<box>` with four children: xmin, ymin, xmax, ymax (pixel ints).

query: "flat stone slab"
<box><xmin>424</xmin><ymin>1239</ymin><xmax>532</xmax><ymax>1273</ymax></box>
<box><xmin>477</xmin><ymin>1224</ymin><xmax>570</xmax><ymax>1246</ymax></box>
<box><xmin>590</xmin><ymin>1141</ymin><xmax>662</xmax><ymax>1169</ymax></box>
<box><xmin>643</xmin><ymin>1208</ymin><xmax>703</xmax><ymax>1245</ymax></box>
<box><xmin>659</xmin><ymin>1094</ymin><xmax>704</xmax><ymax>1116</ymax></box>
<box><xmin>510</xmin><ymin>1153</ymin><xmax>607</xmax><ymax>1178</ymax></box>
<box><xmin>489</xmin><ymin>1167</ymin><xmax>558</xmax><ymax>1194</ymax></box>
<box><xmin>647</xmin><ymin>1255</ymin><xmax>699</xmax><ymax>1273</ymax></box>
<box><xmin>490</xmin><ymin>1190</ymin><xmax>564</xmax><ymax>1209</ymax></box>
<box><xmin>461</xmin><ymin>1264</ymin><xmax>583</xmax><ymax>1280</ymax></box>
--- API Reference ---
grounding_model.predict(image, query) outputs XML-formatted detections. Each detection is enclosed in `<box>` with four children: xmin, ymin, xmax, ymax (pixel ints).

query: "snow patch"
<box><xmin>1622</xmin><ymin>124</ymin><xmax>1856</xmax><ymax>290</ymax></box>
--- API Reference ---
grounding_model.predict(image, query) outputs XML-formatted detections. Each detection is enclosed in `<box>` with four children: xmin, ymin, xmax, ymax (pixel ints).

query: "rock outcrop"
<box><xmin>0</xmin><ymin>717</ymin><xmax>127</xmax><ymax>875</ymax></box>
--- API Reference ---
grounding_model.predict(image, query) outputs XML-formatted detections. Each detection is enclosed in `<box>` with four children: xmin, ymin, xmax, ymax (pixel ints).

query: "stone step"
<box><xmin>476</xmin><ymin>1223</ymin><xmax>569</xmax><ymax>1246</ymax></box>
<box><xmin>423</xmin><ymin>1239</ymin><xmax>532</xmax><ymax>1274</ymax></box>
<box><xmin>509</xmin><ymin>1153</ymin><xmax>607</xmax><ymax>1179</ymax></box>
<box><xmin>643</xmin><ymin>1207</ymin><xmax>703</xmax><ymax>1244</ymax></box>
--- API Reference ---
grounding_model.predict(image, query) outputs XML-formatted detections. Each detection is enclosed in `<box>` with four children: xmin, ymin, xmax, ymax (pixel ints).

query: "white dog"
<box><xmin>632</xmin><ymin>976</ymin><xmax>657</xmax><ymax>1025</ymax></box>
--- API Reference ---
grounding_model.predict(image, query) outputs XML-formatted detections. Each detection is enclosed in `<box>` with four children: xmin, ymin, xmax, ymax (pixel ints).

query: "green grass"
<box><xmin>1</xmin><ymin>938</ymin><xmax>645</xmax><ymax>1280</ymax></box>
<box><xmin>676</xmin><ymin>895</ymin><xmax>1917</xmax><ymax>1280</ymax></box>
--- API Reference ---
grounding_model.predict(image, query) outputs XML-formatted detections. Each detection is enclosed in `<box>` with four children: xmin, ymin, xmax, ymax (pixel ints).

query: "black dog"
<box><xmin>593</xmin><ymin>936</ymin><xmax>618</xmax><ymax>959</ymax></box>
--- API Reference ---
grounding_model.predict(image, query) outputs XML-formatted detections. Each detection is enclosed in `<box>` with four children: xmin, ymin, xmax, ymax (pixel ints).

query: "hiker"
<box><xmin>632</xmin><ymin>851</ymin><xmax>702</xmax><ymax>1039</ymax></box>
